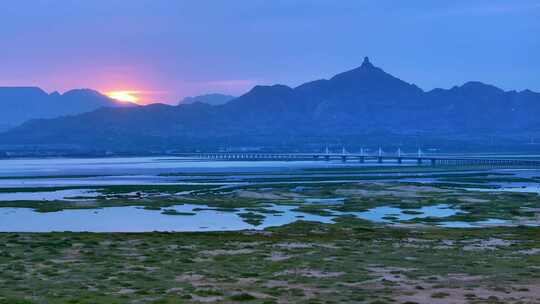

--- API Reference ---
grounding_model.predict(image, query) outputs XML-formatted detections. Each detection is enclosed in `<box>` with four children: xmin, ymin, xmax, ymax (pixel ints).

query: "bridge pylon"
<box><xmin>359</xmin><ymin>148</ymin><xmax>365</xmax><ymax>163</ymax></box>
<box><xmin>397</xmin><ymin>148</ymin><xmax>403</xmax><ymax>163</ymax></box>
<box><xmin>377</xmin><ymin>147</ymin><xmax>383</xmax><ymax>163</ymax></box>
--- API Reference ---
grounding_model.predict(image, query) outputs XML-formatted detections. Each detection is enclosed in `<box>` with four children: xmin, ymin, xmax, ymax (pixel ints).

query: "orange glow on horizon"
<box><xmin>105</xmin><ymin>90</ymin><xmax>141</xmax><ymax>104</ymax></box>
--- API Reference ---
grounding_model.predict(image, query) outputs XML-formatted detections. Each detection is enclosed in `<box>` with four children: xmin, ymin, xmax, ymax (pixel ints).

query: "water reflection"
<box><xmin>0</xmin><ymin>203</ymin><xmax>483</xmax><ymax>232</ymax></box>
<box><xmin>0</xmin><ymin>204</ymin><xmax>334</xmax><ymax>233</ymax></box>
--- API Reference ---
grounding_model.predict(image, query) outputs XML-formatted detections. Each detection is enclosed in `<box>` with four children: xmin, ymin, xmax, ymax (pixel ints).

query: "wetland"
<box><xmin>0</xmin><ymin>156</ymin><xmax>539</xmax><ymax>303</ymax></box>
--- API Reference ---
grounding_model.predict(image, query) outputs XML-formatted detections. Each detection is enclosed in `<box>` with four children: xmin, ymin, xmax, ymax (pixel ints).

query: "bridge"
<box><xmin>174</xmin><ymin>148</ymin><xmax>540</xmax><ymax>167</ymax></box>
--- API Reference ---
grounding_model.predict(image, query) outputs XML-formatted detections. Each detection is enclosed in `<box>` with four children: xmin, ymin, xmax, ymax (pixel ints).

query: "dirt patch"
<box><xmin>267</xmin><ymin>252</ymin><xmax>292</xmax><ymax>262</ymax></box>
<box><xmin>462</xmin><ymin>238</ymin><xmax>515</xmax><ymax>251</ymax></box>
<box><xmin>51</xmin><ymin>248</ymin><xmax>82</xmax><ymax>263</ymax></box>
<box><xmin>338</xmin><ymin>185</ymin><xmax>452</xmax><ymax>199</ymax></box>
<box><xmin>227</xmin><ymin>241</ymin><xmax>263</xmax><ymax>248</ymax></box>
<box><xmin>396</xmin><ymin>284</ymin><xmax>540</xmax><ymax>304</ymax></box>
<box><xmin>175</xmin><ymin>274</ymin><xmax>209</xmax><ymax>287</ymax></box>
<box><xmin>263</xmin><ymin>280</ymin><xmax>331</xmax><ymax>300</ymax></box>
<box><xmin>362</xmin><ymin>270</ymin><xmax>540</xmax><ymax>304</ymax></box>
<box><xmin>190</xmin><ymin>295</ymin><xmax>223</xmax><ymax>303</ymax></box>
<box><xmin>264</xmin><ymin>280</ymin><xmax>289</xmax><ymax>288</ymax></box>
<box><xmin>166</xmin><ymin>287</ymin><xmax>183</xmax><ymax>294</ymax></box>
<box><xmin>242</xmin><ymin>230</ymin><xmax>273</xmax><ymax>236</ymax></box>
<box><xmin>367</xmin><ymin>266</ymin><xmax>417</xmax><ymax>282</ymax></box>
<box><xmin>116</xmin><ymin>288</ymin><xmax>136</xmax><ymax>295</ymax></box>
<box><xmin>276</xmin><ymin>269</ymin><xmax>344</xmax><ymax>278</ymax></box>
<box><xmin>518</xmin><ymin>248</ymin><xmax>540</xmax><ymax>255</ymax></box>
<box><xmin>200</xmin><ymin>249</ymin><xmax>255</xmax><ymax>256</ymax></box>
<box><xmin>459</xmin><ymin>197</ymin><xmax>490</xmax><ymax>203</ymax></box>
<box><xmin>274</xmin><ymin>242</ymin><xmax>313</xmax><ymax>249</ymax></box>
<box><xmin>515</xmin><ymin>213</ymin><xmax>540</xmax><ymax>226</ymax></box>
<box><xmin>234</xmin><ymin>190</ymin><xmax>285</xmax><ymax>200</ymax></box>
<box><xmin>393</xmin><ymin>238</ymin><xmax>436</xmax><ymax>249</ymax></box>
<box><xmin>235</xmin><ymin>278</ymin><xmax>258</xmax><ymax>285</ymax></box>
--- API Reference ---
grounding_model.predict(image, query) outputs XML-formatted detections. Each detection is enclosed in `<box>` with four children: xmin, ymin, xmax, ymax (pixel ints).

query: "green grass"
<box><xmin>0</xmin><ymin>222</ymin><xmax>538</xmax><ymax>303</ymax></box>
<box><xmin>237</xmin><ymin>212</ymin><xmax>266</xmax><ymax>226</ymax></box>
<box><xmin>161</xmin><ymin>209</ymin><xmax>196</xmax><ymax>216</ymax></box>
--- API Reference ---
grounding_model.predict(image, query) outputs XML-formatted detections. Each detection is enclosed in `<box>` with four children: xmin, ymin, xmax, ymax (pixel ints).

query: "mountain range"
<box><xmin>1</xmin><ymin>57</ymin><xmax>539</xmax><ymax>152</ymax></box>
<box><xmin>0</xmin><ymin>87</ymin><xmax>129</xmax><ymax>130</ymax></box>
<box><xmin>180</xmin><ymin>93</ymin><xmax>235</xmax><ymax>106</ymax></box>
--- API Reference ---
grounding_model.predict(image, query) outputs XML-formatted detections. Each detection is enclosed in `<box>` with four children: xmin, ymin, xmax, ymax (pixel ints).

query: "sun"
<box><xmin>106</xmin><ymin>90</ymin><xmax>140</xmax><ymax>104</ymax></box>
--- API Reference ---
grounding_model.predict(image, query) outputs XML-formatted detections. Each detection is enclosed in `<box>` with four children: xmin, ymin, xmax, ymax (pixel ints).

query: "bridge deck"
<box><xmin>172</xmin><ymin>153</ymin><xmax>540</xmax><ymax>167</ymax></box>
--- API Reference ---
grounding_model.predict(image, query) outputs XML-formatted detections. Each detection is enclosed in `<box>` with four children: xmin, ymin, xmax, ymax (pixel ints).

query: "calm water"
<box><xmin>0</xmin><ymin>204</ymin><xmax>334</xmax><ymax>232</ymax></box>
<box><xmin>0</xmin><ymin>156</ymin><xmax>405</xmax><ymax>189</ymax></box>
<box><xmin>0</xmin><ymin>203</ymin><xmax>473</xmax><ymax>232</ymax></box>
<box><xmin>0</xmin><ymin>156</ymin><xmax>374</xmax><ymax>177</ymax></box>
<box><xmin>0</xmin><ymin>189</ymin><xmax>98</xmax><ymax>201</ymax></box>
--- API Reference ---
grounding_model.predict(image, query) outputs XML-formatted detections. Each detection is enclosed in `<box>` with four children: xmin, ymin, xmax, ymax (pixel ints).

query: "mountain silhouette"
<box><xmin>0</xmin><ymin>87</ymin><xmax>131</xmax><ymax>129</ymax></box>
<box><xmin>1</xmin><ymin>57</ymin><xmax>539</xmax><ymax>152</ymax></box>
<box><xmin>180</xmin><ymin>93</ymin><xmax>235</xmax><ymax>106</ymax></box>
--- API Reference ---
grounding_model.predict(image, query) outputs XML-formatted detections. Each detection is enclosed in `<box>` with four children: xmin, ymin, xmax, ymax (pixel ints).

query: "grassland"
<box><xmin>1</xmin><ymin>221</ymin><xmax>539</xmax><ymax>303</ymax></box>
<box><xmin>0</xmin><ymin>170</ymin><xmax>539</xmax><ymax>226</ymax></box>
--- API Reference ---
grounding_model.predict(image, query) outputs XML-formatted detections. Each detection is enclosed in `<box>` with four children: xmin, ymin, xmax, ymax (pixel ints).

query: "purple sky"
<box><xmin>0</xmin><ymin>0</ymin><xmax>539</xmax><ymax>104</ymax></box>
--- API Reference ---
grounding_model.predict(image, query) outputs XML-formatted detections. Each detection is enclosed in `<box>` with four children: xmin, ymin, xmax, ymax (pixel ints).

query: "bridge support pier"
<box><xmin>417</xmin><ymin>158</ymin><xmax>423</xmax><ymax>164</ymax></box>
<box><xmin>377</xmin><ymin>157</ymin><xmax>383</xmax><ymax>163</ymax></box>
<box><xmin>397</xmin><ymin>157</ymin><xmax>402</xmax><ymax>164</ymax></box>
<box><xmin>324</xmin><ymin>155</ymin><xmax>330</xmax><ymax>161</ymax></box>
<box><xmin>359</xmin><ymin>156</ymin><xmax>365</xmax><ymax>163</ymax></box>
<box><xmin>431</xmin><ymin>158</ymin><xmax>436</xmax><ymax>166</ymax></box>
<box><xmin>341</xmin><ymin>156</ymin><xmax>347</xmax><ymax>162</ymax></box>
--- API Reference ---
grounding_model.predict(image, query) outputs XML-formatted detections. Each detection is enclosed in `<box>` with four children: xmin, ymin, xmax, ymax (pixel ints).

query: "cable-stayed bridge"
<box><xmin>174</xmin><ymin>148</ymin><xmax>540</xmax><ymax>167</ymax></box>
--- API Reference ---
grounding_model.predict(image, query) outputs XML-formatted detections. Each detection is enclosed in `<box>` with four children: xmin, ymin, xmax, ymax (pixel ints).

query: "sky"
<box><xmin>0</xmin><ymin>0</ymin><xmax>539</xmax><ymax>105</ymax></box>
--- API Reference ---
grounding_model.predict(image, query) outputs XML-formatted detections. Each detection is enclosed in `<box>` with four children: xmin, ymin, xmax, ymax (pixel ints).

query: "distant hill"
<box><xmin>2</xmin><ymin>57</ymin><xmax>540</xmax><ymax>152</ymax></box>
<box><xmin>0</xmin><ymin>87</ymin><xmax>131</xmax><ymax>128</ymax></box>
<box><xmin>180</xmin><ymin>93</ymin><xmax>235</xmax><ymax>106</ymax></box>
